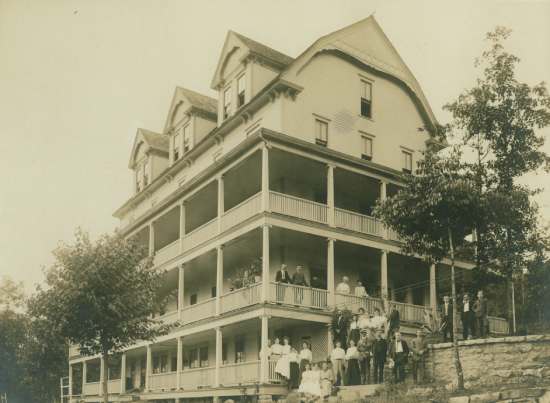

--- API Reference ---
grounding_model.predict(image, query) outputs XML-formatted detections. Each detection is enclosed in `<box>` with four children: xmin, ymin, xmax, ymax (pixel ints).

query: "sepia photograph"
<box><xmin>1</xmin><ymin>1</ymin><xmax>550</xmax><ymax>402</ymax></box>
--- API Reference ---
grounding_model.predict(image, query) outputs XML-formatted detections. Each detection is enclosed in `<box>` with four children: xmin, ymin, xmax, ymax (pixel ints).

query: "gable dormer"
<box><xmin>211</xmin><ymin>31</ymin><xmax>294</xmax><ymax>125</ymax></box>
<box><xmin>128</xmin><ymin>129</ymin><xmax>169</xmax><ymax>193</ymax></box>
<box><xmin>163</xmin><ymin>87</ymin><xmax>217</xmax><ymax>166</ymax></box>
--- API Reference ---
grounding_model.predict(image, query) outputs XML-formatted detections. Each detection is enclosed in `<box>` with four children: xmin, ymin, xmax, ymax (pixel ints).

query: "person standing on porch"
<box><xmin>275</xmin><ymin>336</ymin><xmax>291</xmax><ymax>380</ymax></box>
<box><xmin>354</xmin><ymin>280</ymin><xmax>368</xmax><ymax>298</ymax></box>
<box><xmin>299</xmin><ymin>341</ymin><xmax>312</xmax><ymax>377</ymax></box>
<box><xmin>345</xmin><ymin>339</ymin><xmax>362</xmax><ymax>385</ymax></box>
<box><xmin>387</xmin><ymin>303</ymin><xmax>400</xmax><ymax>339</ymax></box>
<box><xmin>473</xmin><ymin>290</ymin><xmax>488</xmax><ymax>338</ymax></box>
<box><xmin>461</xmin><ymin>294</ymin><xmax>475</xmax><ymax>340</ymax></box>
<box><xmin>336</xmin><ymin>276</ymin><xmax>351</xmax><ymax>294</ymax></box>
<box><xmin>388</xmin><ymin>331</ymin><xmax>409</xmax><ymax>383</ymax></box>
<box><xmin>357</xmin><ymin>329</ymin><xmax>374</xmax><ymax>384</ymax></box>
<box><xmin>410</xmin><ymin>329</ymin><xmax>428</xmax><ymax>384</ymax></box>
<box><xmin>440</xmin><ymin>295</ymin><xmax>453</xmax><ymax>342</ymax></box>
<box><xmin>330</xmin><ymin>340</ymin><xmax>346</xmax><ymax>386</ymax></box>
<box><xmin>275</xmin><ymin>264</ymin><xmax>291</xmax><ymax>302</ymax></box>
<box><xmin>358</xmin><ymin>307</ymin><xmax>370</xmax><ymax>330</ymax></box>
<box><xmin>348</xmin><ymin>314</ymin><xmax>361</xmax><ymax>346</ymax></box>
<box><xmin>271</xmin><ymin>337</ymin><xmax>282</xmax><ymax>363</ymax></box>
<box><xmin>332</xmin><ymin>309</ymin><xmax>348</xmax><ymax>348</ymax></box>
<box><xmin>288</xmin><ymin>347</ymin><xmax>300</xmax><ymax>390</ymax></box>
<box><xmin>372</xmin><ymin>329</ymin><xmax>387</xmax><ymax>384</ymax></box>
<box><xmin>292</xmin><ymin>265</ymin><xmax>308</xmax><ymax>305</ymax></box>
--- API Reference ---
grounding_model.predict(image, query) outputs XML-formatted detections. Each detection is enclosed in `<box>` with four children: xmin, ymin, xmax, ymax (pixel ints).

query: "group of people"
<box><xmin>439</xmin><ymin>290</ymin><xmax>489</xmax><ymax>341</ymax></box>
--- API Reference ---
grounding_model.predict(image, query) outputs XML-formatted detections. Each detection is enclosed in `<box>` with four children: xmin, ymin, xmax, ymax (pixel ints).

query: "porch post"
<box><xmin>380</xmin><ymin>181</ymin><xmax>388</xmax><ymax>239</ymax></box>
<box><xmin>260</xmin><ymin>315</ymin><xmax>269</xmax><ymax>383</ymax></box>
<box><xmin>327</xmin><ymin>238</ymin><xmax>335</xmax><ymax>307</ymax></box>
<box><xmin>149</xmin><ymin>222</ymin><xmax>155</xmax><ymax>257</ymax></box>
<box><xmin>176</xmin><ymin>336</ymin><xmax>183</xmax><ymax>389</ymax></box>
<box><xmin>216</xmin><ymin>245</ymin><xmax>224</xmax><ymax>315</ymax></box>
<box><xmin>145</xmin><ymin>345</ymin><xmax>152</xmax><ymax>391</ymax></box>
<box><xmin>178</xmin><ymin>264</ymin><xmax>185</xmax><ymax>320</ymax></box>
<box><xmin>68</xmin><ymin>363</ymin><xmax>73</xmax><ymax>401</ymax></box>
<box><xmin>380</xmin><ymin>250</ymin><xmax>389</xmax><ymax>307</ymax></box>
<box><xmin>261</xmin><ymin>143</ymin><xmax>270</xmax><ymax>212</ymax></box>
<box><xmin>327</xmin><ymin>164</ymin><xmax>335</xmax><ymax>227</ymax></box>
<box><xmin>261</xmin><ymin>224</ymin><xmax>270</xmax><ymax>302</ymax></box>
<box><xmin>327</xmin><ymin>324</ymin><xmax>333</xmax><ymax>357</ymax></box>
<box><xmin>81</xmin><ymin>361</ymin><xmax>87</xmax><ymax>395</ymax></box>
<box><xmin>215</xmin><ymin>327</ymin><xmax>223</xmax><ymax>387</ymax></box>
<box><xmin>99</xmin><ymin>356</ymin><xmax>105</xmax><ymax>396</ymax></box>
<box><xmin>179</xmin><ymin>201</ymin><xmax>186</xmax><ymax>253</ymax></box>
<box><xmin>430</xmin><ymin>263</ymin><xmax>437</xmax><ymax>311</ymax></box>
<box><xmin>217</xmin><ymin>175</ymin><xmax>224</xmax><ymax>234</ymax></box>
<box><xmin>120</xmin><ymin>353</ymin><xmax>126</xmax><ymax>394</ymax></box>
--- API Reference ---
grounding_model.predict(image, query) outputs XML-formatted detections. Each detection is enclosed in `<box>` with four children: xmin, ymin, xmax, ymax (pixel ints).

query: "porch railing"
<box><xmin>83</xmin><ymin>382</ymin><xmax>100</xmax><ymax>396</ymax></box>
<box><xmin>179</xmin><ymin>366</ymin><xmax>214</xmax><ymax>389</ymax></box>
<box><xmin>335</xmin><ymin>208</ymin><xmax>381</xmax><ymax>237</ymax></box>
<box><xmin>387</xmin><ymin>228</ymin><xmax>401</xmax><ymax>242</ymax></box>
<box><xmin>391</xmin><ymin>301</ymin><xmax>428</xmax><ymax>323</ymax></box>
<box><xmin>219</xmin><ymin>361</ymin><xmax>260</xmax><ymax>386</ymax></box>
<box><xmin>269</xmin><ymin>191</ymin><xmax>328</xmax><ymax>224</ymax></box>
<box><xmin>221</xmin><ymin>192</ymin><xmax>262</xmax><ymax>232</ymax></box>
<box><xmin>269</xmin><ymin>282</ymin><xmax>329</xmax><ymax>309</ymax></box>
<box><xmin>488</xmin><ymin>316</ymin><xmax>509</xmax><ymax>334</ymax></box>
<box><xmin>157</xmin><ymin>310</ymin><xmax>179</xmax><ymax>325</ymax></box>
<box><xmin>149</xmin><ymin>371</ymin><xmax>177</xmax><ymax>390</ymax></box>
<box><xmin>182</xmin><ymin>218</ymin><xmax>218</xmax><ymax>252</ymax></box>
<box><xmin>181</xmin><ymin>297</ymin><xmax>216</xmax><ymax>324</ymax></box>
<box><xmin>221</xmin><ymin>283</ymin><xmax>262</xmax><ymax>313</ymax></box>
<box><xmin>334</xmin><ymin>293</ymin><xmax>385</xmax><ymax>314</ymax></box>
<box><xmin>69</xmin><ymin>344</ymin><xmax>80</xmax><ymax>357</ymax></box>
<box><xmin>154</xmin><ymin>239</ymin><xmax>180</xmax><ymax>266</ymax></box>
<box><xmin>268</xmin><ymin>360</ymin><xmax>285</xmax><ymax>383</ymax></box>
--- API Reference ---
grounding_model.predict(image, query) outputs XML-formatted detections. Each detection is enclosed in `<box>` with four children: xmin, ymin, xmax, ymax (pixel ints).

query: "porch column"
<box><xmin>380</xmin><ymin>181</ymin><xmax>388</xmax><ymax>239</ymax></box>
<box><xmin>216</xmin><ymin>245</ymin><xmax>224</xmax><ymax>315</ymax></box>
<box><xmin>179</xmin><ymin>201</ymin><xmax>186</xmax><ymax>253</ymax></box>
<box><xmin>261</xmin><ymin>143</ymin><xmax>270</xmax><ymax>212</ymax></box>
<box><xmin>327</xmin><ymin>164</ymin><xmax>335</xmax><ymax>227</ymax></box>
<box><xmin>176</xmin><ymin>336</ymin><xmax>183</xmax><ymax>389</ymax></box>
<box><xmin>260</xmin><ymin>315</ymin><xmax>269</xmax><ymax>383</ymax></box>
<box><xmin>217</xmin><ymin>175</ymin><xmax>224</xmax><ymax>234</ymax></box>
<box><xmin>178</xmin><ymin>264</ymin><xmax>185</xmax><ymax>320</ymax></box>
<box><xmin>99</xmin><ymin>356</ymin><xmax>105</xmax><ymax>396</ymax></box>
<box><xmin>327</xmin><ymin>324</ymin><xmax>333</xmax><ymax>356</ymax></box>
<box><xmin>68</xmin><ymin>363</ymin><xmax>73</xmax><ymax>401</ymax></box>
<box><xmin>149</xmin><ymin>222</ymin><xmax>155</xmax><ymax>257</ymax></box>
<box><xmin>81</xmin><ymin>361</ymin><xmax>87</xmax><ymax>396</ymax></box>
<box><xmin>145</xmin><ymin>345</ymin><xmax>152</xmax><ymax>391</ymax></box>
<box><xmin>327</xmin><ymin>238</ymin><xmax>335</xmax><ymax>307</ymax></box>
<box><xmin>120</xmin><ymin>353</ymin><xmax>126</xmax><ymax>394</ymax></box>
<box><xmin>430</xmin><ymin>263</ymin><xmax>437</xmax><ymax>311</ymax></box>
<box><xmin>261</xmin><ymin>224</ymin><xmax>270</xmax><ymax>302</ymax></box>
<box><xmin>380</xmin><ymin>250</ymin><xmax>389</xmax><ymax>305</ymax></box>
<box><xmin>215</xmin><ymin>327</ymin><xmax>223</xmax><ymax>387</ymax></box>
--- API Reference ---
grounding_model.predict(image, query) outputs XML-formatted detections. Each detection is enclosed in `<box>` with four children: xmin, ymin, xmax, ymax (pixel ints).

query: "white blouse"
<box><xmin>331</xmin><ymin>347</ymin><xmax>346</xmax><ymax>360</ymax></box>
<box><xmin>271</xmin><ymin>343</ymin><xmax>283</xmax><ymax>355</ymax></box>
<box><xmin>345</xmin><ymin>346</ymin><xmax>360</xmax><ymax>360</ymax></box>
<box><xmin>299</xmin><ymin>348</ymin><xmax>312</xmax><ymax>361</ymax></box>
<box><xmin>354</xmin><ymin>286</ymin><xmax>368</xmax><ymax>297</ymax></box>
<box><xmin>281</xmin><ymin>344</ymin><xmax>291</xmax><ymax>355</ymax></box>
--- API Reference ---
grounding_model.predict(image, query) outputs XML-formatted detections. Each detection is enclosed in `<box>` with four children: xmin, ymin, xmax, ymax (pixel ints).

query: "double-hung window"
<box><xmin>315</xmin><ymin>118</ymin><xmax>328</xmax><ymax>146</ymax></box>
<box><xmin>237</xmin><ymin>75</ymin><xmax>246</xmax><ymax>107</ymax></box>
<box><xmin>402</xmin><ymin>150</ymin><xmax>413</xmax><ymax>174</ymax></box>
<box><xmin>361</xmin><ymin>135</ymin><xmax>373</xmax><ymax>161</ymax></box>
<box><xmin>360</xmin><ymin>80</ymin><xmax>373</xmax><ymax>118</ymax></box>
<box><xmin>182</xmin><ymin>125</ymin><xmax>191</xmax><ymax>153</ymax></box>
<box><xmin>173</xmin><ymin>129</ymin><xmax>182</xmax><ymax>161</ymax></box>
<box><xmin>223</xmin><ymin>87</ymin><xmax>232</xmax><ymax>119</ymax></box>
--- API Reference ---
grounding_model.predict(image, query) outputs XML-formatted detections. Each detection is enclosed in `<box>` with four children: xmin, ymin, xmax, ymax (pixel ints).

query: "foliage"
<box><xmin>0</xmin><ymin>276</ymin><xmax>25</xmax><ymax>311</ymax></box>
<box><xmin>29</xmin><ymin>229</ymin><xmax>173</xmax><ymax>403</ymax></box>
<box><xmin>228</xmin><ymin>257</ymin><xmax>262</xmax><ymax>289</ymax></box>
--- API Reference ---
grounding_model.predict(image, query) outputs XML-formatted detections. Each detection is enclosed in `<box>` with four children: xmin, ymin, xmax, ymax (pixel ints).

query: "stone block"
<box><xmin>499</xmin><ymin>388</ymin><xmax>544</xmax><ymax>400</ymax></box>
<box><xmin>469</xmin><ymin>391</ymin><xmax>500</xmax><ymax>403</ymax></box>
<box><xmin>449</xmin><ymin>396</ymin><xmax>470</xmax><ymax>403</ymax></box>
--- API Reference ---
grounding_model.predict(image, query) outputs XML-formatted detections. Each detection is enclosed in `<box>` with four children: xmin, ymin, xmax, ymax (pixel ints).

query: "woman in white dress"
<box><xmin>271</xmin><ymin>337</ymin><xmax>282</xmax><ymax>374</ymax></box>
<box><xmin>275</xmin><ymin>336</ymin><xmax>291</xmax><ymax>379</ymax></box>
<box><xmin>298</xmin><ymin>363</ymin><xmax>322</xmax><ymax>399</ymax></box>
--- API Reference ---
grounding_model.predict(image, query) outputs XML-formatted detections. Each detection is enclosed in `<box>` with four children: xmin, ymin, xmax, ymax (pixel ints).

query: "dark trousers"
<box><xmin>360</xmin><ymin>356</ymin><xmax>371</xmax><ymax>384</ymax></box>
<box><xmin>442</xmin><ymin>318</ymin><xmax>453</xmax><ymax>342</ymax></box>
<box><xmin>462</xmin><ymin>312</ymin><xmax>474</xmax><ymax>339</ymax></box>
<box><xmin>411</xmin><ymin>358</ymin><xmax>425</xmax><ymax>384</ymax></box>
<box><xmin>392</xmin><ymin>354</ymin><xmax>407</xmax><ymax>383</ymax></box>
<box><xmin>476</xmin><ymin>316</ymin><xmax>488</xmax><ymax>338</ymax></box>
<box><xmin>373</xmin><ymin>358</ymin><xmax>385</xmax><ymax>384</ymax></box>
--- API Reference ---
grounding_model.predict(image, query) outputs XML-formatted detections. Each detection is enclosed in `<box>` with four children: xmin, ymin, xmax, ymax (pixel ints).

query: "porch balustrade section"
<box><xmin>392</xmin><ymin>301</ymin><xmax>428</xmax><ymax>323</ymax></box>
<box><xmin>83</xmin><ymin>382</ymin><xmax>100</xmax><ymax>396</ymax></box>
<box><xmin>182</xmin><ymin>218</ymin><xmax>218</xmax><ymax>252</ymax></box>
<box><xmin>269</xmin><ymin>191</ymin><xmax>328</xmax><ymax>224</ymax></box>
<box><xmin>335</xmin><ymin>208</ymin><xmax>381</xmax><ymax>237</ymax></box>
<box><xmin>149</xmin><ymin>371</ymin><xmax>178</xmax><ymax>391</ymax></box>
<box><xmin>220</xmin><ymin>283</ymin><xmax>261</xmax><ymax>313</ymax></box>
<box><xmin>488</xmin><ymin>316</ymin><xmax>509</xmax><ymax>334</ymax></box>
<box><xmin>219</xmin><ymin>361</ymin><xmax>260</xmax><ymax>386</ymax></box>
<box><xmin>334</xmin><ymin>293</ymin><xmax>384</xmax><ymax>314</ymax></box>
<box><xmin>269</xmin><ymin>282</ymin><xmax>329</xmax><ymax>309</ymax></box>
<box><xmin>181</xmin><ymin>298</ymin><xmax>216</xmax><ymax>324</ymax></box>
<box><xmin>154</xmin><ymin>239</ymin><xmax>180</xmax><ymax>266</ymax></box>
<box><xmin>69</xmin><ymin>344</ymin><xmax>80</xmax><ymax>357</ymax></box>
<box><xmin>179</xmin><ymin>367</ymin><xmax>214</xmax><ymax>389</ymax></box>
<box><xmin>157</xmin><ymin>310</ymin><xmax>179</xmax><ymax>325</ymax></box>
<box><xmin>221</xmin><ymin>192</ymin><xmax>262</xmax><ymax>232</ymax></box>
<box><xmin>107</xmin><ymin>379</ymin><xmax>121</xmax><ymax>394</ymax></box>
<box><xmin>268</xmin><ymin>360</ymin><xmax>285</xmax><ymax>383</ymax></box>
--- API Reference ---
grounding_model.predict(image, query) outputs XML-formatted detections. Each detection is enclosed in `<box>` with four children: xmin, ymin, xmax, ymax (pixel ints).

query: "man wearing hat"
<box><xmin>357</xmin><ymin>328</ymin><xmax>375</xmax><ymax>384</ymax></box>
<box><xmin>461</xmin><ymin>293</ymin><xmax>475</xmax><ymax>340</ymax></box>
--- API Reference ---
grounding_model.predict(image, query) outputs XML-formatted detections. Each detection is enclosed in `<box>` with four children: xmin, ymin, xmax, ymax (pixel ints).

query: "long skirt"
<box><xmin>346</xmin><ymin>358</ymin><xmax>361</xmax><ymax>386</ymax></box>
<box><xmin>349</xmin><ymin>328</ymin><xmax>361</xmax><ymax>345</ymax></box>
<box><xmin>289</xmin><ymin>362</ymin><xmax>300</xmax><ymax>389</ymax></box>
<box><xmin>275</xmin><ymin>354</ymin><xmax>290</xmax><ymax>378</ymax></box>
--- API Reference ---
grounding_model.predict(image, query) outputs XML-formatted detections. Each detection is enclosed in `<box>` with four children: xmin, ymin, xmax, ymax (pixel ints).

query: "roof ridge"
<box><xmin>232</xmin><ymin>31</ymin><xmax>294</xmax><ymax>65</ymax></box>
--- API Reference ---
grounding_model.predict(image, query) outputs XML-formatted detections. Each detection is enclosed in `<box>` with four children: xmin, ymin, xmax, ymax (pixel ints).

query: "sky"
<box><xmin>1</xmin><ymin>0</ymin><xmax>549</xmax><ymax>293</ymax></box>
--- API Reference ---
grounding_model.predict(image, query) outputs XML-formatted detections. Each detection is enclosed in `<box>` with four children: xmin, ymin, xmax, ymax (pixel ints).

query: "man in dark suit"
<box><xmin>292</xmin><ymin>265</ymin><xmax>308</xmax><ymax>305</ymax></box>
<box><xmin>440</xmin><ymin>295</ymin><xmax>453</xmax><ymax>342</ymax></box>
<box><xmin>387</xmin><ymin>303</ymin><xmax>400</xmax><ymax>339</ymax></box>
<box><xmin>372</xmin><ymin>330</ymin><xmax>388</xmax><ymax>384</ymax></box>
<box><xmin>332</xmin><ymin>309</ymin><xmax>348</xmax><ymax>349</ymax></box>
<box><xmin>275</xmin><ymin>264</ymin><xmax>291</xmax><ymax>302</ymax></box>
<box><xmin>461</xmin><ymin>294</ymin><xmax>475</xmax><ymax>340</ymax></box>
<box><xmin>388</xmin><ymin>331</ymin><xmax>409</xmax><ymax>383</ymax></box>
<box><xmin>473</xmin><ymin>290</ymin><xmax>488</xmax><ymax>338</ymax></box>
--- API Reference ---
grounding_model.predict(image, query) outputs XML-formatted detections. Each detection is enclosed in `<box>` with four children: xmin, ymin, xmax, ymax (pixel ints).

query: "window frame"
<box><xmin>314</xmin><ymin>117</ymin><xmax>329</xmax><ymax>147</ymax></box>
<box><xmin>361</xmin><ymin>134</ymin><xmax>374</xmax><ymax>161</ymax></box>
<box><xmin>182</xmin><ymin>124</ymin><xmax>191</xmax><ymax>153</ymax></box>
<box><xmin>237</xmin><ymin>74</ymin><xmax>246</xmax><ymax>108</ymax></box>
<box><xmin>360</xmin><ymin>78</ymin><xmax>373</xmax><ymax>119</ymax></box>
<box><xmin>223</xmin><ymin>86</ymin><xmax>232</xmax><ymax>119</ymax></box>
<box><xmin>173</xmin><ymin>129</ymin><xmax>183</xmax><ymax>162</ymax></box>
<box><xmin>401</xmin><ymin>149</ymin><xmax>413</xmax><ymax>174</ymax></box>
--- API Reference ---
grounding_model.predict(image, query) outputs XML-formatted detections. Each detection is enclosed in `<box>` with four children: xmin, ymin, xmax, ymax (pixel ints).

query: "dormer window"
<box><xmin>173</xmin><ymin>129</ymin><xmax>183</xmax><ymax>161</ymax></box>
<box><xmin>223</xmin><ymin>87</ymin><xmax>232</xmax><ymax>119</ymax></box>
<box><xmin>237</xmin><ymin>75</ymin><xmax>246</xmax><ymax>108</ymax></box>
<box><xmin>135</xmin><ymin>158</ymin><xmax>149</xmax><ymax>193</ymax></box>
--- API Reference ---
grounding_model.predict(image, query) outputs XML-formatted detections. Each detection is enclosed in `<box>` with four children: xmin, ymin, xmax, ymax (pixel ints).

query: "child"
<box><xmin>330</xmin><ymin>340</ymin><xmax>346</xmax><ymax>386</ymax></box>
<box><xmin>320</xmin><ymin>361</ymin><xmax>334</xmax><ymax>399</ymax></box>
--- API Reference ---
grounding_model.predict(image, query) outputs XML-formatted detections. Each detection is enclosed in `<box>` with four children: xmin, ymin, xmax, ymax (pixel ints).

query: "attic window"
<box><xmin>173</xmin><ymin>130</ymin><xmax>183</xmax><ymax>162</ymax></box>
<box><xmin>360</xmin><ymin>80</ymin><xmax>372</xmax><ymax>118</ymax></box>
<box><xmin>223</xmin><ymin>87</ymin><xmax>232</xmax><ymax>119</ymax></box>
<box><xmin>183</xmin><ymin>125</ymin><xmax>191</xmax><ymax>153</ymax></box>
<box><xmin>402</xmin><ymin>150</ymin><xmax>413</xmax><ymax>174</ymax></box>
<box><xmin>237</xmin><ymin>75</ymin><xmax>246</xmax><ymax>107</ymax></box>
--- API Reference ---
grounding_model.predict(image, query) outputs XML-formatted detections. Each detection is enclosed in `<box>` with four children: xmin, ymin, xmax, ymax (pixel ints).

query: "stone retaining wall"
<box><xmin>426</xmin><ymin>335</ymin><xmax>550</xmax><ymax>389</ymax></box>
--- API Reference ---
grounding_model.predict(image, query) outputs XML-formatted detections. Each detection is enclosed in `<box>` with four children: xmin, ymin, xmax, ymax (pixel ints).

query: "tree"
<box><xmin>374</xmin><ymin>147</ymin><xmax>478</xmax><ymax>391</ymax></box>
<box><xmin>445</xmin><ymin>27</ymin><xmax>550</xmax><ymax>330</ymax></box>
<box><xmin>0</xmin><ymin>275</ymin><xmax>25</xmax><ymax>311</ymax></box>
<box><xmin>29</xmin><ymin>229</ymin><xmax>173</xmax><ymax>403</ymax></box>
